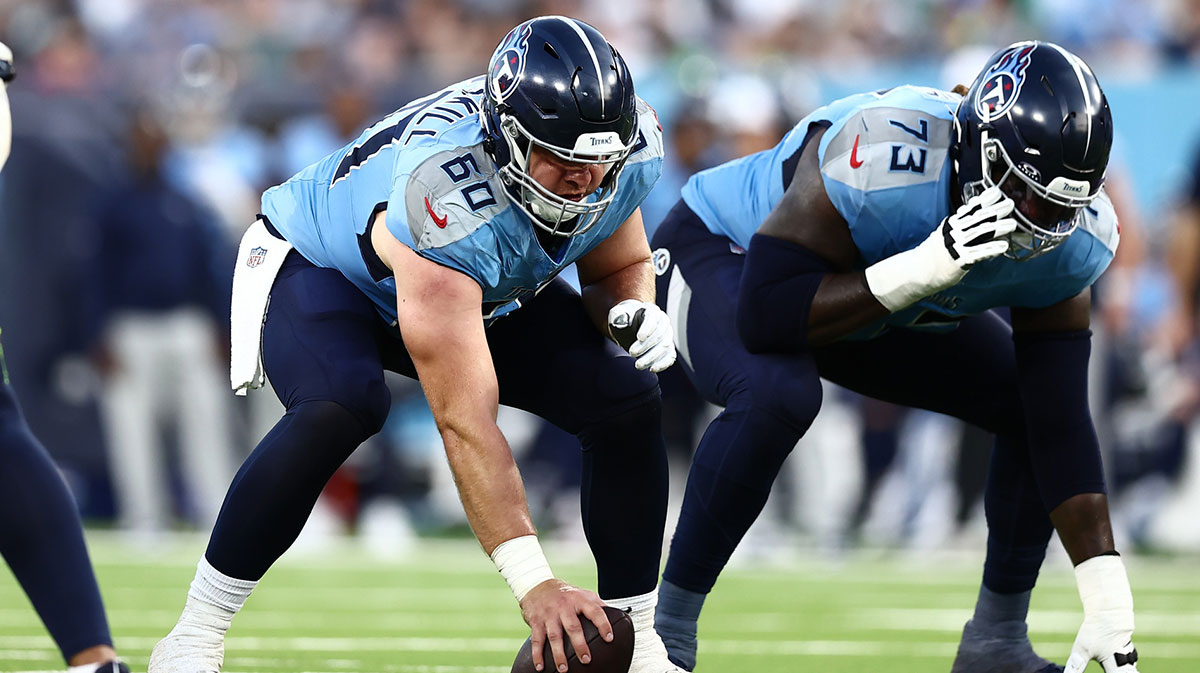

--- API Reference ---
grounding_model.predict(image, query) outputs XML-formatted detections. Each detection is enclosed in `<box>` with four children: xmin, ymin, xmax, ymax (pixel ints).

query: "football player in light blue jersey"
<box><xmin>651</xmin><ymin>43</ymin><xmax>1140</xmax><ymax>673</ymax></box>
<box><xmin>150</xmin><ymin>17</ymin><xmax>688</xmax><ymax>673</ymax></box>
<box><xmin>0</xmin><ymin>43</ymin><xmax>129</xmax><ymax>673</ymax></box>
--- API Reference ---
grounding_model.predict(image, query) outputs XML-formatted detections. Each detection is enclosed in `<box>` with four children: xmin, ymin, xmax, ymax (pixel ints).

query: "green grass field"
<box><xmin>1</xmin><ymin>534</ymin><xmax>1196</xmax><ymax>672</ymax></box>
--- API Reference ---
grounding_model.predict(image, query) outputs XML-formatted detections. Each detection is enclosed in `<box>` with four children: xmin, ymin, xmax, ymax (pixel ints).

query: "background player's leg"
<box><xmin>151</xmin><ymin>253</ymin><xmax>392</xmax><ymax>673</ymax></box>
<box><xmin>814</xmin><ymin>312</ymin><xmax>1060</xmax><ymax>673</ymax></box>
<box><xmin>647</xmin><ymin>204</ymin><xmax>824</xmax><ymax>670</ymax></box>
<box><xmin>0</xmin><ymin>382</ymin><xmax>116</xmax><ymax>666</ymax></box>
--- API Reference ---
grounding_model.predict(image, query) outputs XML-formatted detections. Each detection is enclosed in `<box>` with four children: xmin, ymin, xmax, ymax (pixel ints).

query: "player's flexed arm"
<box><xmin>578</xmin><ymin>207</ymin><xmax>675</xmax><ymax>372</ymax></box>
<box><xmin>372</xmin><ymin>216</ymin><xmax>613</xmax><ymax>673</ymax></box>
<box><xmin>1011</xmin><ymin>292</ymin><xmax>1139</xmax><ymax>673</ymax></box>
<box><xmin>739</xmin><ymin>125</ymin><xmax>1015</xmax><ymax>350</ymax></box>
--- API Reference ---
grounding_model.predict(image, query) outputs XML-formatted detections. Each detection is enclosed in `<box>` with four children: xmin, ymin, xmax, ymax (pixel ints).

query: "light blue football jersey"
<box><xmin>262</xmin><ymin>76</ymin><xmax>664</xmax><ymax>325</ymax></box>
<box><xmin>681</xmin><ymin>85</ymin><xmax>1118</xmax><ymax>338</ymax></box>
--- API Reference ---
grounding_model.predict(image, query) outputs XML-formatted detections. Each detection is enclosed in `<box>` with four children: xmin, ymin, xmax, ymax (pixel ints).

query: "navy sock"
<box><xmin>206</xmin><ymin>400</ymin><xmax>371</xmax><ymax>579</ymax></box>
<box><xmin>578</xmin><ymin>396</ymin><xmax>669</xmax><ymax>599</ymax></box>
<box><xmin>655</xmin><ymin>579</ymin><xmax>706</xmax><ymax>670</ymax></box>
<box><xmin>0</xmin><ymin>384</ymin><xmax>112</xmax><ymax>661</ymax></box>
<box><xmin>972</xmin><ymin>585</ymin><xmax>1032</xmax><ymax>625</ymax></box>
<box><xmin>953</xmin><ymin>586</ymin><xmax>1060</xmax><ymax>673</ymax></box>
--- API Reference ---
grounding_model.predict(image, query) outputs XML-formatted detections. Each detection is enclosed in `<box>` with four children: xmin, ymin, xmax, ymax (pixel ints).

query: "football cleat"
<box><xmin>147</xmin><ymin>619</ymin><xmax>226</xmax><ymax>673</ymax></box>
<box><xmin>628</xmin><ymin>626</ymin><xmax>690</xmax><ymax>673</ymax></box>
<box><xmin>951</xmin><ymin>618</ymin><xmax>1063</xmax><ymax>673</ymax></box>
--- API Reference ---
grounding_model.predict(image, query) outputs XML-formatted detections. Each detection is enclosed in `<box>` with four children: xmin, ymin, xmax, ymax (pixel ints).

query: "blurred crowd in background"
<box><xmin>2</xmin><ymin>0</ymin><xmax>1200</xmax><ymax>561</ymax></box>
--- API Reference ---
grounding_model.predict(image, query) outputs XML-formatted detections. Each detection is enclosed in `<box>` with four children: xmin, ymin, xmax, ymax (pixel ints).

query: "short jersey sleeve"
<box><xmin>386</xmin><ymin>143</ymin><xmax>505</xmax><ymax>290</ymax></box>
<box><xmin>608</xmin><ymin>97</ymin><xmax>665</xmax><ymax>220</ymax></box>
<box><xmin>813</xmin><ymin>90</ymin><xmax>956</xmax><ymax>265</ymax></box>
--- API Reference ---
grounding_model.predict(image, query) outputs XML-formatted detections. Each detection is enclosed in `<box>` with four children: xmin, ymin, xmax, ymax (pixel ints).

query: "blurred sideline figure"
<box><xmin>83</xmin><ymin>108</ymin><xmax>236</xmax><ymax>536</ymax></box>
<box><xmin>150</xmin><ymin>16</ymin><xmax>687</xmax><ymax>673</ymax></box>
<box><xmin>650</xmin><ymin>42</ymin><xmax>1140</xmax><ymax>673</ymax></box>
<box><xmin>0</xmin><ymin>40</ymin><xmax>128</xmax><ymax>673</ymax></box>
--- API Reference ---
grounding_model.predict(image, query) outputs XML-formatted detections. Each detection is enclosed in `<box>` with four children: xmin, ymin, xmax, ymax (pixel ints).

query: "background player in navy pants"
<box><xmin>652</xmin><ymin>43</ymin><xmax>1139</xmax><ymax>673</ymax></box>
<box><xmin>0</xmin><ymin>41</ymin><xmax>127</xmax><ymax>673</ymax></box>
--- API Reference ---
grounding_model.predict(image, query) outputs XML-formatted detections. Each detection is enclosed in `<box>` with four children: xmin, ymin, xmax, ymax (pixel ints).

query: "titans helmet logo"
<box><xmin>974</xmin><ymin>43</ymin><xmax>1037</xmax><ymax>120</ymax></box>
<box><xmin>489</xmin><ymin>23</ymin><xmax>532</xmax><ymax>102</ymax></box>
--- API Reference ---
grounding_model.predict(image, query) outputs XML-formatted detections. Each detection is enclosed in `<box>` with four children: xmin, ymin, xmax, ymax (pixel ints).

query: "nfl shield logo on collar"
<box><xmin>245</xmin><ymin>246</ymin><xmax>267</xmax><ymax>268</ymax></box>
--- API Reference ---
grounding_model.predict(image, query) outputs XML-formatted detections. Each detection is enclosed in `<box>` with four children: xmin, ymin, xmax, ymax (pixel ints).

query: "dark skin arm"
<box><xmin>1011</xmin><ymin>289</ymin><xmax>1116</xmax><ymax>565</ymax></box>
<box><xmin>756</xmin><ymin>125</ymin><xmax>890</xmax><ymax>345</ymax></box>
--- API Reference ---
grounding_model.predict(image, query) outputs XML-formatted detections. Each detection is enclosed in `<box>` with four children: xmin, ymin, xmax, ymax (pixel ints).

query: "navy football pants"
<box><xmin>652</xmin><ymin>201</ymin><xmax>1053</xmax><ymax>595</ymax></box>
<box><xmin>0</xmin><ymin>382</ymin><xmax>112</xmax><ymax>661</ymax></box>
<box><xmin>207</xmin><ymin>251</ymin><xmax>669</xmax><ymax>599</ymax></box>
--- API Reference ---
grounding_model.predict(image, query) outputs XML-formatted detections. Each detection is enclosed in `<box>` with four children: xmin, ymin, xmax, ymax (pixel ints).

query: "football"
<box><xmin>510</xmin><ymin>606</ymin><xmax>635</xmax><ymax>673</ymax></box>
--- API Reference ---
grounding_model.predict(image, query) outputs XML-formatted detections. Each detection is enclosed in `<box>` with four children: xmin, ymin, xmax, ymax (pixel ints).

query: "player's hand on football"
<box><xmin>940</xmin><ymin>185</ymin><xmax>1017</xmax><ymax>268</ymax></box>
<box><xmin>1065</xmin><ymin>612</ymin><xmax>1139</xmax><ymax>673</ymax></box>
<box><xmin>519</xmin><ymin>579</ymin><xmax>614</xmax><ymax>673</ymax></box>
<box><xmin>607</xmin><ymin>299</ymin><xmax>676</xmax><ymax>372</ymax></box>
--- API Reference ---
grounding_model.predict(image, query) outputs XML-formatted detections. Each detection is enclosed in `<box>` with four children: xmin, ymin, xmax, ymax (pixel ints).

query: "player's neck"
<box><xmin>533</xmin><ymin>225</ymin><xmax>570</xmax><ymax>262</ymax></box>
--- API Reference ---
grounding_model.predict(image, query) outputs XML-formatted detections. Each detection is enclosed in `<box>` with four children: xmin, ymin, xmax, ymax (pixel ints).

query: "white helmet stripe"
<box><xmin>1047</xmin><ymin>42</ymin><xmax>1096</xmax><ymax>157</ymax></box>
<box><xmin>554</xmin><ymin>15</ymin><xmax>605</xmax><ymax>116</ymax></box>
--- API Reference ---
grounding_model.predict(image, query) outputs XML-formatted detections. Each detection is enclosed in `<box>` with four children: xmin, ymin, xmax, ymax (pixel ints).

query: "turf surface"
<box><xmin>1</xmin><ymin>534</ymin><xmax>1196</xmax><ymax>672</ymax></box>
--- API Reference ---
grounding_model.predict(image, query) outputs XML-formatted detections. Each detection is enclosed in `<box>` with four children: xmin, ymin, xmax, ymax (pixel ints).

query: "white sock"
<box><xmin>149</xmin><ymin>558</ymin><xmax>258</xmax><ymax>673</ymax></box>
<box><xmin>606</xmin><ymin>587</ymin><xmax>659</xmax><ymax>642</ymax></box>
<box><xmin>187</xmin><ymin>556</ymin><xmax>258</xmax><ymax>616</ymax></box>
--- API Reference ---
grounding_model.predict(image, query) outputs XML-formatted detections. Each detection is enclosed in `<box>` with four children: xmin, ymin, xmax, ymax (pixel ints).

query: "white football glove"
<box><xmin>864</xmin><ymin>185</ymin><xmax>1017</xmax><ymax>311</ymax></box>
<box><xmin>608</xmin><ymin>299</ymin><xmax>676</xmax><ymax>373</ymax></box>
<box><xmin>1065</xmin><ymin>555</ymin><xmax>1140</xmax><ymax>673</ymax></box>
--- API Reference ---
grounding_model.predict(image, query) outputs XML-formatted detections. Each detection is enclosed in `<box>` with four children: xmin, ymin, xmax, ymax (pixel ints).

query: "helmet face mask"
<box><xmin>965</xmin><ymin>132</ymin><xmax>1089</xmax><ymax>260</ymax></box>
<box><xmin>494</xmin><ymin>104</ymin><xmax>637</xmax><ymax>237</ymax></box>
<box><xmin>482</xmin><ymin>16</ymin><xmax>640</xmax><ymax>238</ymax></box>
<box><xmin>953</xmin><ymin>41</ymin><xmax>1113</xmax><ymax>261</ymax></box>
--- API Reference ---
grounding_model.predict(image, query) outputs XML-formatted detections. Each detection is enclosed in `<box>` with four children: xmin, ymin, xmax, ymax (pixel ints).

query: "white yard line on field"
<box><xmin>2</xmin><ymin>636</ymin><xmax>1199</xmax><ymax>660</ymax></box>
<box><xmin>855</xmin><ymin>607</ymin><xmax>1200</xmax><ymax>636</ymax></box>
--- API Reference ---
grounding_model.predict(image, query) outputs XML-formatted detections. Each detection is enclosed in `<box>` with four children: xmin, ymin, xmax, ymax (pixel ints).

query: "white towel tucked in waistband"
<box><xmin>230</xmin><ymin>218</ymin><xmax>293</xmax><ymax>396</ymax></box>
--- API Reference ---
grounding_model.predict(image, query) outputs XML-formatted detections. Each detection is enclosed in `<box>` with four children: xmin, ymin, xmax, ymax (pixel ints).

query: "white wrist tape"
<box><xmin>490</xmin><ymin>535</ymin><xmax>554</xmax><ymax>602</ymax></box>
<box><xmin>1075</xmin><ymin>554</ymin><xmax>1134</xmax><ymax>618</ymax></box>
<box><xmin>864</xmin><ymin>233</ymin><xmax>964</xmax><ymax>312</ymax></box>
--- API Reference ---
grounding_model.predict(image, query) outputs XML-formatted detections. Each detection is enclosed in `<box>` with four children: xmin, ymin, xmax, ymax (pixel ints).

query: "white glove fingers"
<box><xmin>635</xmin><ymin>343</ymin><xmax>675</xmax><ymax>372</ymax></box>
<box><xmin>631</xmin><ymin>318</ymin><xmax>670</xmax><ymax>357</ymax></box>
<box><xmin>970</xmin><ymin>240</ymin><xmax>1011</xmax><ymax>263</ymax></box>
<box><xmin>991</xmin><ymin>216</ymin><xmax>1018</xmax><ymax>237</ymax></box>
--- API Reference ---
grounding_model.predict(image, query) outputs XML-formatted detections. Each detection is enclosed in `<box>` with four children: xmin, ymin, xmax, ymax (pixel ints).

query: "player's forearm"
<box><xmin>439</xmin><ymin>420</ymin><xmax>537</xmax><ymax>555</ymax></box>
<box><xmin>1050</xmin><ymin>493</ymin><xmax>1116</xmax><ymax>565</ymax></box>
<box><xmin>580</xmin><ymin>257</ymin><xmax>654</xmax><ymax>333</ymax></box>
<box><xmin>806</xmin><ymin>272</ymin><xmax>891</xmax><ymax>345</ymax></box>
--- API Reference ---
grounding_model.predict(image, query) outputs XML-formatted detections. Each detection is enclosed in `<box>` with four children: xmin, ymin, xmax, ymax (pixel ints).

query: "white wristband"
<box><xmin>1075</xmin><ymin>554</ymin><xmax>1134</xmax><ymax>617</ymax></box>
<box><xmin>864</xmin><ymin>233</ymin><xmax>964</xmax><ymax>312</ymax></box>
<box><xmin>490</xmin><ymin>535</ymin><xmax>554</xmax><ymax>602</ymax></box>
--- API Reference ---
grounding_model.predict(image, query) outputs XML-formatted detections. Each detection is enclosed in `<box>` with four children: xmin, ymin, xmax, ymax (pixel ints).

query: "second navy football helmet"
<box><xmin>954</xmin><ymin>41</ymin><xmax>1113</xmax><ymax>259</ymax></box>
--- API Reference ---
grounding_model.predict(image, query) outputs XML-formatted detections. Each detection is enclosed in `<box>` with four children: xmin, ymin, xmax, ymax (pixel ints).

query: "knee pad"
<box><xmin>576</xmin><ymin>357</ymin><xmax>661</xmax><ymax>429</ymax></box>
<box><xmin>312</xmin><ymin>376</ymin><xmax>391</xmax><ymax>438</ymax></box>
<box><xmin>745</xmin><ymin>356</ymin><xmax>823</xmax><ymax>434</ymax></box>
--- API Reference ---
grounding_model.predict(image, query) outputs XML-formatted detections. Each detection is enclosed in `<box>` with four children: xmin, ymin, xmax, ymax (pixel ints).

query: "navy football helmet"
<box><xmin>482</xmin><ymin>16</ymin><xmax>639</xmax><ymax>237</ymax></box>
<box><xmin>954</xmin><ymin>41</ymin><xmax>1113</xmax><ymax>259</ymax></box>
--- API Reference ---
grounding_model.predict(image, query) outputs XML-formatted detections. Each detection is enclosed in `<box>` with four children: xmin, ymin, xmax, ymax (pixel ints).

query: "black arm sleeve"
<box><xmin>736</xmin><ymin>233</ymin><xmax>832</xmax><ymax>354</ymax></box>
<box><xmin>1014</xmin><ymin>328</ymin><xmax>1107</xmax><ymax>511</ymax></box>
